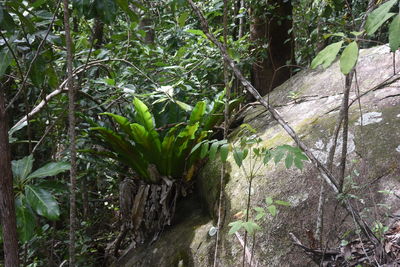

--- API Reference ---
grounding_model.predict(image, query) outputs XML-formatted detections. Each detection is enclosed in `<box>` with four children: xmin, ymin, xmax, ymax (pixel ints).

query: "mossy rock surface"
<box><xmin>119</xmin><ymin>45</ymin><xmax>400</xmax><ymax>266</ymax></box>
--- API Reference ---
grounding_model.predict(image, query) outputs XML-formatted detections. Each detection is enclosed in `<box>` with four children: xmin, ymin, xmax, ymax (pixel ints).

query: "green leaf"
<box><xmin>100</xmin><ymin>112</ymin><xmax>131</xmax><ymax>136</ymax></box>
<box><xmin>90</xmin><ymin>127</ymin><xmax>150</xmax><ymax>179</ymax></box>
<box><xmin>12</xmin><ymin>155</ymin><xmax>34</xmax><ymax>181</ymax></box>
<box><xmin>233</xmin><ymin>148</ymin><xmax>244</xmax><ymax>167</ymax></box>
<box><xmin>365</xmin><ymin>0</ymin><xmax>397</xmax><ymax>35</ymax></box>
<box><xmin>323</xmin><ymin>32</ymin><xmax>345</xmax><ymax>39</ymax></box>
<box><xmin>133</xmin><ymin>98</ymin><xmax>155</xmax><ymax>131</ymax></box>
<box><xmin>0</xmin><ymin>47</ymin><xmax>12</xmax><ymax>79</ymax></box>
<box><xmin>267</xmin><ymin>205</ymin><xmax>277</xmax><ymax>216</ymax></box>
<box><xmin>190</xmin><ymin>140</ymin><xmax>208</xmax><ymax>154</ymax></box>
<box><xmin>176</xmin><ymin>100</ymin><xmax>192</xmax><ymax>111</ymax></box>
<box><xmin>273</xmin><ymin>149</ymin><xmax>285</xmax><ymax>164</ymax></box>
<box><xmin>265</xmin><ymin>197</ymin><xmax>273</xmax><ymax>205</ymax></box>
<box><xmin>275</xmin><ymin>200</ymin><xmax>291</xmax><ymax>206</ymax></box>
<box><xmin>294</xmin><ymin>149</ymin><xmax>308</xmax><ymax>161</ymax></box>
<box><xmin>389</xmin><ymin>14</ymin><xmax>400</xmax><ymax>52</ymax></box>
<box><xmin>255</xmin><ymin>211</ymin><xmax>266</xmax><ymax>220</ymax></box>
<box><xmin>294</xmin><ymin>158</ymin><xmax>304</xmax><ymax>170</ymax></box>
<box><xmin>242</xmin><ymin>221</ymin><xmax>260</xmax><ymax>235</ymax></box>
<box><xmin>228</xmin><ymin>220</ymin><xmax>243</xmax><ymax>235</ymax></box>
<box><xmin>208</xmin><ymin>141</ymin><xmax>219</xmax><ymax>161</ymax></box>
<box><xmin>186</xmin><ymin>29</ymin><xmax>207</xmax><ymax>39</ymax></box>
<box><xmin>200</xmin><ymin>142</ymin><xmax>209</xmax><ymax>159</ymax></box>
<box><xmin>16</xmin><ymin>199</ymin><xmax>36</xmax><ymax>243</ymax></box>
<box><xmin>263</xmin><ymin>150</ymin><xmax>272</xmax><ymax>165</ymax></box>
<box><xmin>0</xmin><ymin>8</ymin><xmax>16</xmax><ymax>31</ymax></box>
<box><xmin>253</xmin><ymin>207</ymin><xmax>265</xmax><ymax>213</ymax></box>
<box><xmin>340</xmin><ymin>41</ymin><xmax>359</xmax><ymax>74</ymax></box>
<box><xmin>178</xmin><ymin>11</ymin><xmax>189</xmax><ymax>27</ymax></box>
<box><xmin>31</xmin><ymin>0</ymin><xmax>48</xmax><ymax>8</ymax></box>
<box><xmin>189</xmin><ymin>101</ymin><xmax>206</xmax><ymax>124</ymax></box>
<box><xmin>25</xmin><ymin>185</ymin><xmax>60</xmax><ymax>221</ymax></box>
<box><xmin>132</xmin><ymin>98</ymin><xmax>161</xmax><ymax>155</ymax></box>
<box><xmin>311</xmin><ymin>41</ymin><xmax>343</xmax><ymax>69</ymax></box>
<box><xmin>350</xmin><ymin>31</ymin><xmax>364</xmax><ymax>37</ymax></box>
<box><xmin>37</xmin><ymin>181</ymin><xmax>67</xmax><ymax>193</ymax></box>
<box><xmin>220</xmin><ymin>144</ymin><xmax>229</xmax><ymax>163</ymax></box>
<box><xmin>27</xmin><ymin>162</ymin><xmax>71</xmax><ymax>180</ymax></box>
<box><xmin>29</xmin><ymin>55</ymin><xmax>46</xmax><ymax>87</ymax></box>
<box><xmin>285</xmin><ymin>153</ymin><xmax>294</xmax><ymax>169</ymax></box>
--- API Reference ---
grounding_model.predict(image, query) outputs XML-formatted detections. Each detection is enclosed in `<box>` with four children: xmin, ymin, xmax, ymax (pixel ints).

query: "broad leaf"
<box><xmin>389</xmin><ymin>14</ymin><xmax>400</xmax><ymax>52</ymax></box>
<box><xmin>27</xmin><ymin>162</ymin><xmax>71</xmax><ymax>180</ymax></box>
<box><xmin>263</xmin><ymin>150</ymin><xmax>272</xmax><ymax>164</ymax></box>
<box><xmin>233</xmin><ymin>148</ymin><xmax>244</xmax><ymax>167</ymax></box>
<box><xmin>228</xmin><ymin>220</ymin><xmax>243</xmax><ymax>235</ymax></box>
<box><xmin>311</xmin><ymin>41</ymin><xmax>343</xmax><ymax>69</ymax></box>
<box><xmin>340</xmin><ymin>41</ymin><xmax>359</xmax><ymax>74</ymax></box>
<box><xmin>273</xmin><ymin>149</ymin><xmax>285</xmax><ymax>164</ymax></box>
<box><xmin>265</xmin><ymin>197</ymin><xmax>273</xmax><ymax>205</ymax></box>
<box><xmin>12</xmin><ymin>155</ymin><xmax>34</xmax><ymax>181</ymax></box>
<box><xmin>285</xmin><ymin>153</ymin><xmax>294</xmax><ymax>169</ymax></box>
<box><xmin>100</xmin><ymin>112</ymin><xmax>131</xmax><ymax>136</ymax></box>
<box><xmin>178</xmin><ymin>11</ymin><xmax>189</xmax><ymax>27</ymax></box>
<box><xmin>267</xmin><ymin>205</ymin><xmax>277</xmax><ymax>217</ymax></box>
<box><xmin>0</xmin><ymin>47</ymin><xmax>12</xmax><ymax>79</ymax></box>
<box><xmin>294</xmin><ymin>158</ymin><xmax>304</xmax><ymax>170</ymax></box>
<box><xmin>0</xmin><ymin>8</ymin><xmax>16</xmax><ymax>31</ymax></box>
<box><xmin>31</xmin><ymin>0</ymin><xmax>48</xmax><ymax>8</ymax></box>
<box><xmin>242</xmin><ymin>221</ymin><xmax>260</xmax><ymax>235</ymax></box>
<box><xmin>25</xmin><ymin>185</ymin><xmax>60</xmax><ymax>221</ymax></box>
<box><xmin>190</xmin><ymin>139</ymin><xmax>208</xmax><ymax>154</ymax></box>
<box><xmin>365</xmin><ymin>0</ymin><xmax>397</xmax><ymax>35</ymax></box>
<box><xmin>189</xmin><ymin>101</ymin><xmax>206</xmax><ymax>124</ymax></box>
<box><xmin>220</xmin><ymin>144</ymin><xmax>229</xmax><ymax>163</ymax></box>
<box><xmin>275</xmin><ymin>200</ymin><xmax>291</xmax><ymax>206</ymax></box>
<box><xmin>132</xmin><ymin>98</ymin><xmax>161</xmax><ymax>154</ymax></box>
<box><xmin>200</xmin><ymin>142</ymin><xmax>209</xmax><ymax>159</ymax></box>
<box><xmin>133</xmin><ymin>98</ymin><xmax>155</xmax><ymax>132</ymax></box>
<box><xmin>208</xmin><ymin>141</ymin><xmax>219</xmax><ymax>161</ymax></box>
<box><xmin>16</xmin><ymin>199</ymin><xmax>36</xmax><ymax>243</ymax></box>
<box><xmin>90</xmin><ymin>127</ymin><xmax>149</xmax><ymax>179</ymax></box>
<box><xmin>176</xmin><ymin>100</ymin><xmax>192</xmax><ymax>111</ymax></box>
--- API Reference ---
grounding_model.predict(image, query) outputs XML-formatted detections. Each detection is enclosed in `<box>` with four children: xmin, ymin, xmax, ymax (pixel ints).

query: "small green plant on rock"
<box><xmin>226</xmin><ymin>126</ymin><xmax>307</xmax><ymax>267</ymax></box>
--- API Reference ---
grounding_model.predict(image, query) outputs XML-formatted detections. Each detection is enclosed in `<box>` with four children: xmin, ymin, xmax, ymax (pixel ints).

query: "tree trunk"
<box><xmin>0</xmin><ymin>86</ymin><xmax>20</xmax><ymax>266</ymax></box>
<box><xmin>139</xmin><ymin>17</ymin><xmax>155</xmax><ymax>44</ymax></box>
<box><xmin>62</xmin><ymin>0</ymin><xmax>77</xmax><ymax>266</ymax></box>
<box><xmin>250</xmin><ymin>0</ymin><xmax>293</xmax><ymax>96</ymax></box>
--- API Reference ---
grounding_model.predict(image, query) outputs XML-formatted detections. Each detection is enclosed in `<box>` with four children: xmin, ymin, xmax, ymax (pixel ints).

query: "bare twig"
<box><xmin>338</xmin><ymin>73</ymin><xmax>353</xmax><ymax>190</ymax></box>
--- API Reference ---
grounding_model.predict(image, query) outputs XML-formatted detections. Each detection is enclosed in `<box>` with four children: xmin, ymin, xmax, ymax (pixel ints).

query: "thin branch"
<box><xmin>338</xmin><ymin>73</ymin><xmax>352</xmax><ymax>190</ymax></box>
<box><xmin>62</xmin><ymin>0</ymin><xmax>77</xmax><ymax>265</ymax></box>
<box><xmin>11</xmin><ymin>62</ymin><xmax>109</xmax><ymax>131</ymax></box>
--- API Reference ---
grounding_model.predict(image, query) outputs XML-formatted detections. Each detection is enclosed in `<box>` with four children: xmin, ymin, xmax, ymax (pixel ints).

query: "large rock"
<box><xmin>118</xmin><ymin>45</ymin><xmax>400</xmax><ymax>266</ymax></box>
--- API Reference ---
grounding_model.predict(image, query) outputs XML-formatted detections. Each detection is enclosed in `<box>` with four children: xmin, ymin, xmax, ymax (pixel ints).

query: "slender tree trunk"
<box><xmin>250</xmin><ymin>0</ymin><xmax>293</xmax><ymax>96</ymax></box>
<box><xmin>62</xmin><ymin>1</ymin><xmax>77</xmax><ymax>266</ymax></box>
<box><xmin>0</xmin><ymin>86</ymin><xmax>19</xmax><ymax>266</ymax></box>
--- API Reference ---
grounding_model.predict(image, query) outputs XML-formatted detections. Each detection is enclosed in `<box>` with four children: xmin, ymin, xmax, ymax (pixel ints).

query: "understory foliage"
<box><xmin>0</xmin><ymin>0</ymin><xmax>399</xmax><ymax>265</ymax></box>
